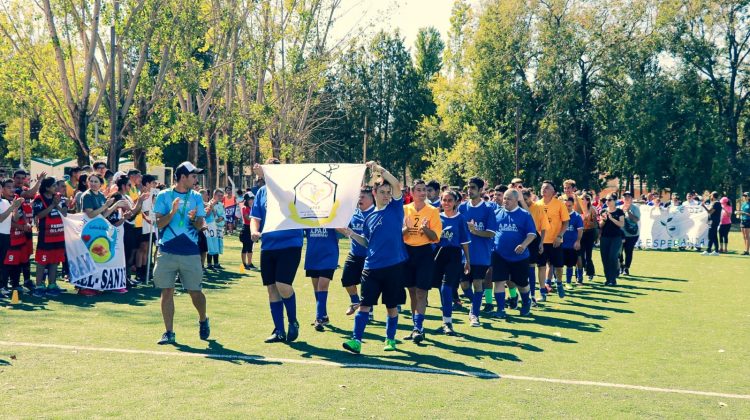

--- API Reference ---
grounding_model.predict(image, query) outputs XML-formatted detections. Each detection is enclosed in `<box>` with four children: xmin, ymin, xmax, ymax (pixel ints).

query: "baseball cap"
<box><xmin>623</xmin><ymin>191</ymin><xmax>633</xmax><ymax>197</ymax></box>
<box><xmin>175</xmin><ymin>161</ymin><xmax>204</xmax><ymax>178</ymax></box>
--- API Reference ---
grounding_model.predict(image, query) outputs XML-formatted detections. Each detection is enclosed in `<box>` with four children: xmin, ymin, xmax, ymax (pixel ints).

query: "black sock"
<box><xmin>22</xmin><ymin>263</ymin><xmax>30</xmax><ymax>283</ymax></box>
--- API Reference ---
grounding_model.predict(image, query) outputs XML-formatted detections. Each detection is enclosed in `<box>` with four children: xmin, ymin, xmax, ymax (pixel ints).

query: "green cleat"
<box><xmin>383</xmin><ymin>339</ymin><xmax>397</xmax><ymax>352</ymax></box>
<box><xmin>342</xmin><ymin>339</ymin><xmax>362</xmax><ymax>354</ymax></box>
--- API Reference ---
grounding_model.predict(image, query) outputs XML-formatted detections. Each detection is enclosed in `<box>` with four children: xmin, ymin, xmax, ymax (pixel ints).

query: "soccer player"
<box><xmin>13</xmin><ymin>170</ymin><xmax>44</xmax><ymax>292</ymax></box>
<box><xmin>433</xmin><ymin>190</ymin><xmax>470</xmax><ymax>335</ymax></box>
<box><xmin>341</xmin><ymin>161</ymin><xmax>406</xmax><ymax>354</ymax></box>
<box><xmin>426</xmin><ymin>180</ymin><xmax>442</xmax><ymax>208</ymax></box>
<box><xmin>562</xmin><ymin>196</ymin><xmax>583</xmax><ymax>285</ymax></box>
<box><xmin>458</xmin><ymin>177</ymin><xmax>498</xmax><ymax>327</ymax></box>
<box><xmin>32</xmin><ymin>177</ymin><xmax>68</xmax><ymax>297</ymax></box>
<box><xmin>0</xmin><ymin>181</ymin><xmax>23</xmax><ymax>297</ymax></box>
<box><xmin>537</xmin><ymin>181</ymin><xmax>569</xmax><ymax>300</ymax></box>
<box><xmin>124</xmin><ymin>169</ymin><xmax>145</xmax><ymax>286</ymax></box>
<box><xmin>238</xmin><ymin>193</ymin><xmax>257</xmax><ymax>270</ymax></box>
<box><xmin>251</xmin><ymin>159</ymin><xmax>304</xmax><ymax>343</ymax></box>
<box><xmin>153</xmin><ymin>162</ymin><xmax>210</xmax><ymax>345</ymax></box>
<box><xmin>402</xmin><ymin>179</ymin><xmax>442</xmax><ymax>343</ymax></box>
<box><xmin>304</xmin><ymin>227</ymin><xmax>339</xmax><ymax>331</ymax></box>
<box><xmin>335</xmin><ymin>187</ymin><xmax>376</xmax><ymax>317</ymax></box>
<box><xmin>492</xmin><ymin>189</ymin><xmax>536</xmax><ymax>317</ymax></box>
<box><xmin>137</xmin><ymin>174</ymin><xmax>158</xmax><ymax>283</ymax></box>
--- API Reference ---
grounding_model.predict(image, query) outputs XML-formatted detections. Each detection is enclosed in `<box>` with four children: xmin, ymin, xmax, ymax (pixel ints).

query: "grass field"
<box><xmin>2</xmin><ymin>232</ymin><xmax>750</xmax><ymax>418</ymax></box>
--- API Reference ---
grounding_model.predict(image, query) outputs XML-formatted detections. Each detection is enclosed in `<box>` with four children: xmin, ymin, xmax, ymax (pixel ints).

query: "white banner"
<box><xmin>262</xmin><ymin>163</ymin><xmax>367</xmax><ymax>232</ymax></box>
<box><xmin>636</xmin><ymin>204</ymin><xmax>709</xmax><ymax>249</ymax></box>
<box><xmin>63</xmin><ymin>214</ymin><xmax>127</xmax><ymax>290</ymax></box>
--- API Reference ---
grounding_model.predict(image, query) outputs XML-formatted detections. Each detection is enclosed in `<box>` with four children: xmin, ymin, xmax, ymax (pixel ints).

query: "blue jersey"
<box><xmin>304</xmin><ymin>228</ymin><xmax>339</xmax><ymax>270</ymax></box>
<box><xmin>438</xmin><ymin>212</ymin><xmax>470</xmax><ymax>249</ymax></box>
<box><xmin>428</xmin><ymin>198</ymin><xmax>441</xmax><ymax>208</ymax></box>
<box><xmin>154</xmin><ymin>188</ymin><xmax>206</xmax><ymax>255</ymax></box>
<box><xmin>458</xmin><ymin>200</ymin><xmax>498</xmax><ymax>266</ymax></box>
<box><xmin>348</xmin><ymin>205</ymin><xmax>375</xmax><ymax>258</ymax></box>
<box><xmin>363</xmin><ymin>197</ymin><xmax>407</xmax><ymax>270</ymax></box>
<box><xmin>493</xmin><ymin>207</ymin><xmax>537</xmax><ymax>262</ymax></box>
<box><xmin>562</xmin><ymin>211</ymin><xmax>583</xmax><ymax>249</ymax></box>
<box><xmin>250</xmin><ymin>186</ymin><xmax>303</xmax><ymax>251</ymax></box>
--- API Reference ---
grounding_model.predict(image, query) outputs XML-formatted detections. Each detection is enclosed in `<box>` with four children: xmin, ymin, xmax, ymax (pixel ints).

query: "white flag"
<box><xmin>262</xmin><ymin>163</ymin><xmax>367</xmax><ymax>232</ymax></box>
<box><xmin>63</xmin><ymin>213</ymin><xmax>127</xmax><ymax>290</ymax></box>
<box><xmin>636</xmin><ymin>204</ymin><xmax>709</xmax><ymax>249</ymax></box>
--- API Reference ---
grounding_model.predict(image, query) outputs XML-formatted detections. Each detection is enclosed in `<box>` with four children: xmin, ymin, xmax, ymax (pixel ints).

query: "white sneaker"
<box><xmin>0</xmin><ymin>288</ymin><xmax>9</xmax><ymax>297</ymax></box>
<box><xmin>700</xmin><ymin>251</ymin><xmax>709</xmax><ymax>256</ymax></box>
<box><xmin>710</xmin><ymin>251</ymin><xmax>720</xmax><ymax>256</ymax></box>
<box><xmin>470</xmin><ymin>315</ymin><xmax>480</xmax><ymax>327</ymax></box>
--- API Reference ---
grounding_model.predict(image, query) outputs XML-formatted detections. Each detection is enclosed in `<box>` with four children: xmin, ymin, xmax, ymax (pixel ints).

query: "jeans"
<box><xmin>599</xmin><ymin>235</ymin><xmax>622</xmax><ymax>285</ymax></box>
<box><xmin>707</xmin><ymin>223</ymin><xmax>719</xmax><ymax>252</ymax></box>
<box><xmin>619</xmin><ymin>235</ymin><xmax>639</xmax><ymax>269</ymax></box>
<box><xmin>580</xmin><ymin>229</ymin><xmax>597</xmax><ymax>277</ymax></box>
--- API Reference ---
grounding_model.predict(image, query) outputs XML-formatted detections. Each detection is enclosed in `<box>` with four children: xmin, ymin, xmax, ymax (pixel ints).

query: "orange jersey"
<box><xmin>403</xmin><ymin>202</ymin><xmax>442</xmax><ymax>246</ymax></box>
<box><xmin>527</xmin><ymin>202</ymin><xmax>551</xmax><ymax>237</ymax></box>
<box><xmin>537</xmin><ymin>197</ymin><xmax>570</xmax><ymax>244</ymax></box>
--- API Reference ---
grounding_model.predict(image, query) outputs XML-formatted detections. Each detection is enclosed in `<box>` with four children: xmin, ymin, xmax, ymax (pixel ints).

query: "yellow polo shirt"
<box><xmin>538</xmin><ymin>197</ymin><xmax>570</xmax><ymax>244</ymax></box>
<box><xmin>403</xmin><ymin>202</ymin><xmax>442</xmax><ymax>246</ymax></box>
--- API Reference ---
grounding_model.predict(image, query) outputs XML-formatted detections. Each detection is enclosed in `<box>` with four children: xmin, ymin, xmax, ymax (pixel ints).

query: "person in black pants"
<box><xmin>701</xmin><ymin>192</ymin><xmax>721</xmax><ymax>256</ymax></box>
<box><xmin>579</xmin><ymin>194</ymin><xmax>598</xmax><ymax>280</ymax></box>
<box><xmin>599</xmin><ymin>194</ymin><xmax>625</xmax><ymax>286</ymax></box>
<box><xmin>618</xmin><ymin>191</ymin><xmax>640</xmax><ymax>275</ymax></box>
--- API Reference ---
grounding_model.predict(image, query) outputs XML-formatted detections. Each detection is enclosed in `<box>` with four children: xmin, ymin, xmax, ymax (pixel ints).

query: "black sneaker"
<box><xmin>313</xmin><ymin>319</ymin><xmax>325</xmax><ymax>332</ymax></box>
<box><xmin>441</xmin><ymin>323</ymin><xmax>456</xmax><ymax>336</ymax></box>
<box><xmin>320</xmin><ymin>316</ymin><xmax>330</xmax><ymax>326</ymax></box>
<box><xmin>214</xmin><ymin>264</ymin><xmax>224</xmax><ymax>270</ymax></box>
<box><xmin>127</xmin><ymin>278</ymin><xmax>141</xmax><ymax>288</ymax></box>
<box><xmin>508</xmin><ymin>295</ymin><xmax>518</xmax><ymax>309</ymax></box>
<box><xmin>23</xmin><ymin>280</ymin><xmax>36</xmax><ymax>293</ymax></box>
<box><xmin>483</xmin><ymin>303</ymin><xmax>494</xmax><ymax>312</ymax></box>
<box><xmin>199</xmin><ymin>318</ymin><xmax>210</xmax><ymax>340</ymax></box>
<box><xmin>403</xmin><ymin>329</ymin><xmax>418</xmax><ymax>341</ymax></box>
<box><xmin>157</xmin><ymin>331</ymin><xmax>176</xmax><ymax>345</ymax></box>
<box><xmin>624</xmin><ymin>268</ymin><xmax>630</xmax><ymax>276</ymax></box>
<box><xmin>286</xmin><ymin>321</ymin><xmax>300</xmax><ymax>342</ymax></box>
<box><xmin>413</xmin><ymin>330</ymin><xmax>425</xmax><ymax>344</ymax></box>
<box><xmin>264</xmin><ymin>329</ymin><xmax>286</xmax><ymax>343</ymax></box>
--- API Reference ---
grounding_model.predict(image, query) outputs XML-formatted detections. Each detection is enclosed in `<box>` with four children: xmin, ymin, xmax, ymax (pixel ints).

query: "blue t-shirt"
<box><xmin>348</xmin><ymin>205</ymin><xmax>375</xmax><ymax>258</ymax></box>
<box><xmin>304</xmin><ymin>228</ymin><xmax>339</xmax><ymax>270</ymax></box>
<box><xmin>250</xmin><ymin>186</ymin><xmax>303</xmax><ymax>251</ymax></box>
<box><xmin>154</xmin><ymin>188</ymin><xmax>207</xmax><ymax>255</ymax></box>
<box><xmin>438</xmin><ymin>212</ymin><xmax>470</xmax><ymax>248</ymax></box>
<box><xmin>493</xmin><ymin>207</ymin><xmax>536</xmax><ymax>262</ymax></box>
<box><xmin>742</xmin><ymin>202</ymin><xmax>750</xmax><ymax>222</ymax></box>
<box><xmin>428</xmin><ymin>198</ymin><xmax>441</xmax><ymax>208</ymax></box>
<box><xmin>363</xmin><ymin>197</ymin><xmax>407</xmax><ymax>270</ymax></box>
<box><xmin>562</xmin><ymin>211</ymin><xmax>583</xmax><ymax>249</ymax></box>
<box><xmin>457</xmin><ymin>200</ymin><xmax>498</xmax><ymax>266</ymax></box>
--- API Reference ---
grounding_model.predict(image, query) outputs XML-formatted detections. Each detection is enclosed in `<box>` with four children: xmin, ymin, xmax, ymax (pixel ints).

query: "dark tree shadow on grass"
<box><xmin>172</xmin><ymin>339</ymin><xmax>282</xmax><ymax>366</ymax></box>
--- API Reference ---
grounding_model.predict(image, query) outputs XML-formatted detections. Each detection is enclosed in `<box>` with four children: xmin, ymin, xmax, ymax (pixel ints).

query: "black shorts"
<box><xmin>360</xmin><ymin>263</ymin><xmax>406</xmax><ymax>308</ymax></box>
<box><xmin>462</xmin><ymin>264</ymin><xmax>489</xmax><ymax>282</ymax></box>
<box><xmin>742</xmin><ymin>220</ymin><xmax>750</xmax><ymax>229</ymax></box>
<box><xmin>306</xmin><ymin>269</ymin><xmax>335</xmax><ymax>279</ymax></box>
<box><xmin>404</xmin><ymin>244</ymin><xmax>435</xmax><ymax>290</ymax></box>
<box><xmin>527</xmin><ymin>234</ymin><xmax>542</xmax><ymax>265</ymax></box>
<box><xmin>239</xmin><ymin>228</ymin><xmax>254</xmax><ymax>253</ymax></box>
<box><xmin>492</xmin><ymin>253</ymin><xmax>529</xmax><ymax>287</ymax></box>
<box><xmin>260</xmin><ymin>247</ymin><xmax>302</xmax><ymax>286</ymax></box>
<box><xmin>432</xmin><ymin>247</ymin><xmax>463</xmax><ymax>288</ymax></box>
<box><xmin>139</xmin><ymin>232</ymin><xmax>156</xmax><ymax>244</ymax></box>
<box><xmin>537</xmin><ymin>243</ymin><xmax>564</xmax><ymax>268</ymax></box>
<box><xmin>562</xmin><ymin>248</ymin><xmax>578</xmax><ymax>267</ymax></box>
<box><xmin>341</xmin><ymin>254</ymin><xmax>365</xmax><ymax>287</ymax></box>
<box><xmin>198</xmin><ymin>231</ymin><xmax>208</xmax><ymax>253</ymax></box>
<box><xmin>124</xmin><ymin>223</ymin><xmax>139</xmax><ymax>256</ymax></box>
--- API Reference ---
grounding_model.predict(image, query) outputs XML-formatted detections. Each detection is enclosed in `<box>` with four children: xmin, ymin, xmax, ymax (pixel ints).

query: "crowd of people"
<box><xmin>2</xmin><ymin>159</ymin><xmax>748</xmax><ymax>353</ymax></box>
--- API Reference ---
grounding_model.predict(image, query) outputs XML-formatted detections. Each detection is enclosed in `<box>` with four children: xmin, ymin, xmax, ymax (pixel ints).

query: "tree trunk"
<box><xmin>205</xmin><ymin>127</ymin><xmax>217</xmax><ymax>190</ymax></box>
<box><xmin>75</xmin><ymin>109</ymin><xmax>90</xmax><ymax>166</ymax></box>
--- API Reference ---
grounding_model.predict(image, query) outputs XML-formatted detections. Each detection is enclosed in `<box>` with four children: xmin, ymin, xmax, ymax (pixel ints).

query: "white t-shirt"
<box><xmin>141</xmin><ymin>195</ymin><xmax>154</xmax><ymax>234</ymax></box>
<box><xmin>0</xmin><ymin>198</ymin><xmax>12</xmax><ymax>234</ymax></box>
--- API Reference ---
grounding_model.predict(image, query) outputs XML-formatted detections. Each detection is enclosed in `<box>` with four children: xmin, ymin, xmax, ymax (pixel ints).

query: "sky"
<box><xmin>329</xmin><ymin>0</ymin><xmax>461</xmax><ymax>53</ymax></box>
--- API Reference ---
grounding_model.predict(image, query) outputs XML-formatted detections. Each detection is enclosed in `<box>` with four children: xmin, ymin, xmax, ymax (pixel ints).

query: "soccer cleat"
<box><xmin>343</xmin><ymin>339</ymin><xmax>362</xmax><ymax>354</ymax></box>
<box><xmin>127</xmin><ymin>278</ymin><xmax>141</xmax><ymax>288</ymax></box>
<box><xmin>313</xmin><ymin>319</ymin><xmax>325</xmax><ymax>332</ymax></box>
<box><xmin>286</xmin><ymin>321</ymin><xmax>300</xmax><ymax>342</ymax></box>
<box><xmin>508</xmin><ymin>295</ymin><xmax>518</xmax><ymax>309</ymax></box>
<box><xmin>32</xmin><ymin>287</ymin><xmax>46</xmax><ymax>298</ymax></box>
<box><xmin>214</xmin><ymin>264</ymin><xmax>224</xmax><ymax>270</ymax></box>
<box><xmin>23</xmin><ymin>280</ymin><xmax>36</xmax><ymax>293</ymax></box>
<box><xmin>469</xmin><ymin>315</ymin><xmax>480</xmax><ymax>327</ymax></box>
<box><xmin>320</xmin><ymin>316</ymin><xmax>330</xmax><ymax>326</ymax></box>
<box><xmin>482</xmin><ymin>303</ymin><xmax>494</xmax><ymax>312</ymax></box>
<box><xmin>494</xmin><ymin>310</ymin><xmax>507</xmax><ymax>319</ymax></box>
<box><xmin>264</xmin><ymin>330</ymin><xmax>286</xmax><ymax>343</ymax></box>
<box><xmin>157</xmin><ymin>331</ymin><xmax>176</xmax><ymax>345</ymax></box>
<box><xmin>403</xmin><ymin>329</ymin><xmax>418</xmax><ymax>340</ymax></box>
<box><xmin>346</xmin><ymin>303</ymin><xmax>360</xmax><ymax>316</ymax></box>
<box><xmin>556</xmin><ymin>283</ymin><xmax>565</xmax><ymax>298</ymax></box>
<box><xmin>539</xmin><ymin>292</ymin><xmax>547</xmax><ymax>302</ymax></box>
<box><xmin>441</xmin><ymin>323</ymin><xmax>456</xmax><ymax>336</ymax></box>
<box><xmin>383</xmin><ymin>339</ymin><xmax>397</xmax><ymax>351</ymax></box>
<box><xmin>413</xmin><ymin>330</ymin><xmax>425</xmax><ymax>344</ymax></box>
<box><xmin>199</xmin><ymin>318</ymin><xmax>210</xmax><ymax>340</ymax></box>
<box><xmin>0</xmin><ymin>288</ymin><xmax>9</xmax><ymax>298</ymax></box>
<box><xmin>623</xmin><ymin>268</ymin><xmax>630</xmax><ymax>276</ymax></box>
<box><xmin>519</xmin><ymin>305</ymin><xmax>532</xmax><ymax>317</ymax></box>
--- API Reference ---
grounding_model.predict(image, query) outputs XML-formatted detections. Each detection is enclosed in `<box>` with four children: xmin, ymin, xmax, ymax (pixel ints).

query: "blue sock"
<box><xmin>462</xmin><ymin>284</ymin><xmax>473</xmax><ymax>300</ymax></box>
<box><xmin>520</xmin><ymin>291</ymin><xmax>531</xmax><ymax>312</ymax></box>
<box><xmin>566</xmin><ymin>267</ymin><xmax>573</xmax><ymax>284</ymax></box>
<box><xmin>282</xmin><ymin>293</ymin><xmax>297</xmax><ymax>324</ymax></box>
<box><xmin>270</xmin><ymin>300</ymin><xmax>285</xmax><ymax>334</ymax></box>
<box><xmin>315</xmin><ymin>291</ymin><xmax>328</xmax><ymax>319</ymax></box>
<box><xmin>440</xmin><ymin>284</ymin><xmax>453</xmax><ymax>318</ymax></box>
<box><xmin>494</xmin><ymin>291</ymin><xmax>506</xmax><ymax>312</ymax></box>
<box><xmin>528</xmin><ymin>267</ymin><xmax>536</xmax><ymax>295</ymax></box>
<box><xmin>414</xmin><ymin>313</ymin><xmax>425</xmax><ymax>332</ymax></box>
<box><xmin>472</xmin><ymin>290</ymin><xmax>483</xmax><ymax>317</ymax></box>
<box><xmin>353</xmin><ymin>311</ymin><xmax>368</xmax><ymax>340</ymax></box>
<box><xmin>385</xmin><ymin>314</ymin><xmax>398</xmax><ymax>340</ymax></box>
<box><xmin>576</xmin><ymin>268</ymin><xmax>583</xmax><ymax>281</ymax></box>
<box><xmin>350</xmin><ymin>293</ymin><xmax>360</xmax><ymax>304</ymax></box>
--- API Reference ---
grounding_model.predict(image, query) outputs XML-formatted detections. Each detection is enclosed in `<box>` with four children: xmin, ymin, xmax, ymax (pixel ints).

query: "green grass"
<box><xmin>2</xmin><ymin>232</ymin><xmax>750</xmax><ymax>418</ymax></box>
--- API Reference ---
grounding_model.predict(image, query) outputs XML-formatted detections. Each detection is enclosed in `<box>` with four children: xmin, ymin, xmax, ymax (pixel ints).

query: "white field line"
<box><xmin>2</xmin><ymin>340</ymin><xmax>749</xmax><ymax>400</ymax></box>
